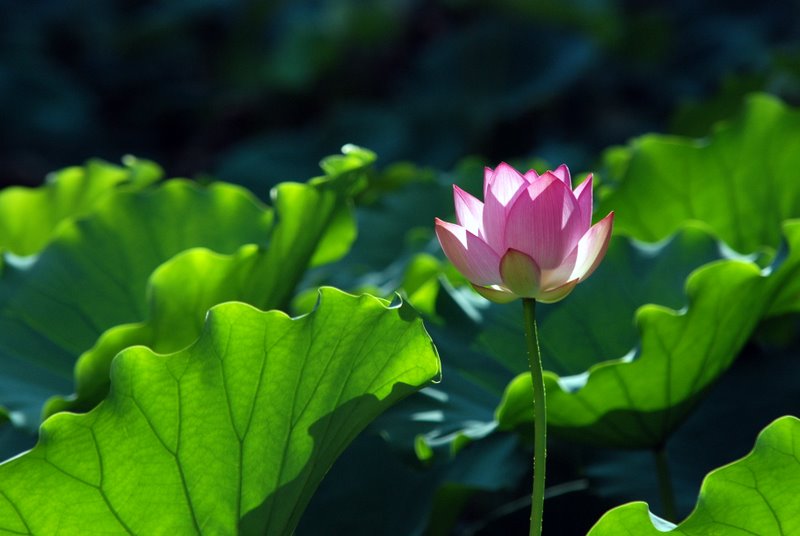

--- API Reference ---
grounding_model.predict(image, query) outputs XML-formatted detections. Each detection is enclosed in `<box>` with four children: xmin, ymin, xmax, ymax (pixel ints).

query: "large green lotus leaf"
<box><xmin>0</xmin><ymin>180</ymin><xmax>273</xmax><ymax>430</ymax></box>
<box><xmin>0</xmin><ymin>289</ymin><xmax>440</xmax><ymax>534</ymax></box>
<box><xmin>588</xmin><ymin>416</ymin><xmax>800</xmax><ymax>535</ymax></box>
<box><xmin>598</xmin><ymin>93</ymin><xmax>800</xmax><ymax>254</ymax></box>
<box><xmin>47</xmin><ymin>164</ymin><xmax>367</xmax><ymax>416</ymax></box>
<box><xmin>0</xmin><ymin>156</ymin><xmax>162</xmax><ymax>256</ymax></box>
<box><xmin>497</xmin><ymin>221</ymin><xmax>800</xmax><ymax>449</ymax></box>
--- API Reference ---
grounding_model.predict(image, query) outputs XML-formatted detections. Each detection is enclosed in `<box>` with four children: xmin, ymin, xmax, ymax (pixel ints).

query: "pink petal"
<box><xmin>483</xmin><ymin>166</ymin><xmax>494</xmax><ymax>198</ymax></box>
<box><xmin>435</xmin><ymin>218</ymin><xmax>501</xmax><ymax>286</ymax></box>
<box><xmin>569</xmin><ymin>212</ymin><xmax>614</xmax><ymax>282</ymax></box>
<box><xmin>504</xmin><ymin>176</ymin><xmax>583</xmax><ymax>269</ymax></box>
<box><xmin>482</xmin><ymin>188</ymin><xmax>508</xmax><ymax>254</ymax></box>
<box><xmin>472</xmin><ymin>284</ymin><xmax>518</xmax><ymax>304</ymax></box>
<box><xmin>551</xmin><ymin>164</ymin><xmax>571</xmax><ymax>188</ymax></box>
<box><xmin>573</xmin><ymin>174</ymin><xmax>593</xmax><ymax>232</ymax></box>
<box><xmin>482</xmin><ymin>163</ymin><xmax>528</xmax><ymax>254</ymax></box>
<box><xmin>537</xmin><ymin>278</ymin><xmax>579</xmax><ymax>303</ymax></box>
<box><xmin>488</xmin><ymin>162</ymin><xmax>527</xmax><ymax>205</ymax></box>
<box><xmin>453</xmin><ymin>185</ymin><xmax>484</xmax><ymax>236</ymax></box>
<box><xmin>500</xmin><ymin>249</ymin><xmax>541</xmax><ymax>297</ymax></box>
<box><xmin>523</xmin><ymin>169</ymin><xmax>539</xmax><ymax>183</ymax></box>
<box><xmin>540</xmin><ymin>247</ymin><xmax>577</xmax><ymax>289</ymax></box>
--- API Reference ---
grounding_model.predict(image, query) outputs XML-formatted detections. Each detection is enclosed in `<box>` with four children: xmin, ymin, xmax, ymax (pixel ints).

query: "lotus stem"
<box><xmin>653</xmin><ymin>444</ymin><xmax>677</xmax><ymax>522</ymax></box>
<box><xmin>522</xmin><ymin>298</ymin><xmax>546</xmax><ymax>536</ymax></box>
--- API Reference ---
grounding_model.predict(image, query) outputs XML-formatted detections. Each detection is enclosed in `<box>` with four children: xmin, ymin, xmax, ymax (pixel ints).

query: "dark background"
<box><xmin>3</xmin><ymin>0</ymin><xmax>799</xmax><ymax>193</ymax></box>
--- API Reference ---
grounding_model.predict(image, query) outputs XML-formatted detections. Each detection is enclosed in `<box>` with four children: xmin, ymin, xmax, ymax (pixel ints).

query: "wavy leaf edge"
<box><xmin>587</xmin><ymin>415</ymin><xmax>800</xmax><ymax>535</ymax></box>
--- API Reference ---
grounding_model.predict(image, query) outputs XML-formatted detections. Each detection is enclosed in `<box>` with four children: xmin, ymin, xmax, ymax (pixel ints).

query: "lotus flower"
<box><xmin>435</xmin><ymin>163</ymin><xmax>614</xmax><ymax>303</ymax></box>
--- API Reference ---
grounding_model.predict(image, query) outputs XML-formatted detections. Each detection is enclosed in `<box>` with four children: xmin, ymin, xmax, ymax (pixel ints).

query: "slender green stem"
<box><xmin>653</xmin><ymin>445</ymin><xmax>677</xmax><ymax>522</ymax></box>
<box><xmin>522</xmin><ymin>298</ymin><xmax>546</xmax><ymax>536</ymax></box>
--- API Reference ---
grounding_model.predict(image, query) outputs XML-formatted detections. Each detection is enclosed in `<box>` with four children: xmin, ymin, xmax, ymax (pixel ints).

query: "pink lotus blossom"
<box><xmin>435</xmin><ymin>163</ymin><xmax>614</xmax><ymax>303</ymax></box>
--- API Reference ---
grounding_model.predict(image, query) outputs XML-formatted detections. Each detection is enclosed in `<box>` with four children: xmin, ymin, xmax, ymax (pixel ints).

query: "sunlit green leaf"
<box><xmin>2</xmin><ymin>146</ymin><xmax>372</xmax><ymax>432</ymax></box>
<box><xmin>47</xmin><ymin>173</ymin><xmax>363</xmax><ymax>416</ymax></box>
<box><xmin>0</xmin><ymin>156</ymin><xmax>162</xmax><ymax>256</ymax></box>
<box><xmin>0</xmin><ymin>289</ymin><xmax>440</xmax><ymax>534</ymax></box>
<box><xmin>599</xmin><ymin>93</ymin><xmax>800</xmax><ymax>254</ymax></box>
<box><xmin>300</xmin><ymin>144</ymin><xmax>373</xmax><ymax>268</ymax></box>
<box><xmin>588</xmin><ymin>416</ymin><xmax>800</xmax><ymax>535</ymax></box>
<box><xmin>0</xmin><ymin>180</ymin><xmax>272</xmax><ymax>430</ymax></box>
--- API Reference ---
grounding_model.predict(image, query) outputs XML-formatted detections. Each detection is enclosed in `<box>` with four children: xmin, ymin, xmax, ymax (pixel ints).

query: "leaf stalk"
<box><xmin>654</xmin><ymin>444</ymin><xmax>678</xmax><ymax>522</ymax></box>
<box><xmin>523</xmin><ymin>298</ymin><xmax>546</xmax><ymax>536</ymax></box>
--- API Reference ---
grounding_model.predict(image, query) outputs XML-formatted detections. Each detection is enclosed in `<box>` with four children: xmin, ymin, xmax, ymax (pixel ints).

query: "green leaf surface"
<box><xmin>588</xmin><ymin>416</ymin><xmax>800</xmax><ymax>535</ymax></box>
<box><xmin>0</xmin><ymin>156</ymin><xmax>162</xmax><ymax>256</ymax></box>
<box><xmin>0</xmin><ymin>289</ymin><xmax>440</xmax><ymax>534</ymax></box>
<box><xmin>599</xmin><ymin>93</ymin><xmax>800</xmax><ymax>254</ymax></box>
<box><xmin>3</xmin><ymin>146</ymin><xmax>372</xmax><ymax>432</ymax></box>
<box><xmin>0</xmin><ymin>180</ymin><xmax>272</xmax><ymax>430</ymax></box>
<box><xmin>496</xmin><ymin>221</ymin><xmax>800</xmax><ymax>449</ymax></box>
<box><xmin>47</xmin><ymin>165</ymin><xmax>366</xmax><ymax>416</ymax></box>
